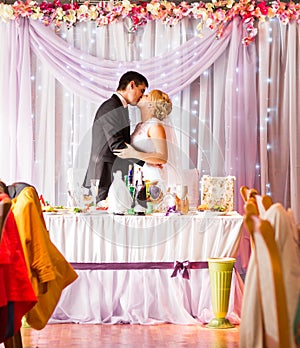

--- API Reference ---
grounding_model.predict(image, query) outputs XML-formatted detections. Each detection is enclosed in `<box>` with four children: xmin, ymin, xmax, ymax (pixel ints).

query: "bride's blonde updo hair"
<box><xmin>149</xmin><ymin>90</ymin><xmax>172</xmax><ymax>121</ymax></box>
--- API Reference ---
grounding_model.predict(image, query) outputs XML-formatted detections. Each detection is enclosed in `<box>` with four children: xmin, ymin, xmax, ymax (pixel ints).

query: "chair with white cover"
<box><xmin>262</xmin><ymin>203</ymin><xmax>300</xmax><ymax>347</ymax></box>
<box><xmin>255</xmin><ymin>194</ymin><xmax>273</xmax><ymax>216</ymax></box>
<box><xmin>240</xmin><ymin>185</ymin><xmax>258</xmax><ymax>203</ymax></box>
<box><xmin>239</xmin><ymin>185</ymin><xmax>273</xmax><ymax>216</ymax></box>
<box><xmin>240</xmin><ymin>212</ymin><xmax>291</xmax><ymax>348</ymax></box>
<box><xmin>201</xmin><ymin>175</ymin><xmax>235</xmax><ymax>211</ymax></box>
<box><xmin>287</xmin><ymin>208</ymin><xmax>300</xmax><ymax>249</ymax></box>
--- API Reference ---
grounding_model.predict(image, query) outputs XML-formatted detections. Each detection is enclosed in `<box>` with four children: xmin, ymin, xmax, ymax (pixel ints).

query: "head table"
<box><xmin>44</xmin><ymin>211</ymin><xmax>244</xmax><ymax>325</ymax></box>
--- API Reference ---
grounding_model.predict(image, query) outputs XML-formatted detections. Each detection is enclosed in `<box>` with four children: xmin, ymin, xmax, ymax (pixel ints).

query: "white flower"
<box><xmin>0</xmin><ymin>4</ymin><xmax>14</xmax><ymax>23</ymax></box>
<box><xmin>77</xmin><ymin>4</ymin><xmax>89</xmax><ymax>17</ymax></box>
<box><xmin>147</xmin><ymin>2</ymin><xmax>160</xmax><ymax>15</ymax></box>
<box><xmin>31</xmin><ymin>8</ymin><xmax>43</xmax><ymax>20</ymax></box>
<box><xmin>64</xmin><ymin>9</ymin><xmax>77</xmax><ymax>24</ymax></box>
<box><xmin>193</xmin><ymin>7</ymin><xmax>208</xmax><ymax>21</ymax></box>
<box><xmin>122</xmin><ymin>0</ymin><xmax>133</xmax><ymax>11</ymax></box>
<box><xmin>56</xmin><ymin>7</ymin><xmax>64</xmax><ymax>21</ymax></box>
<box><xmin>88</xmin><ymin>7</ymin><xmax>99</xmax><ymax>21</ymax></box>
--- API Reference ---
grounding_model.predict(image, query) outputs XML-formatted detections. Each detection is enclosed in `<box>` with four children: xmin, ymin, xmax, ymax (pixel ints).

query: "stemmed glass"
<box><xmin>90</xmin><ymin>179</ymin><xmax>100</xmax><ymax>206</ymax></box>
<box><xmin>73</xmin><ymin>184</ymin><xmax>87</xmax><ymax>208</ymax></box>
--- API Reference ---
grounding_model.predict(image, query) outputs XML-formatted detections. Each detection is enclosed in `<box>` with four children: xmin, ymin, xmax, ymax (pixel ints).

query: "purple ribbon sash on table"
<box><xmin>171</xmin><ymin>260</ymin><xmax>190</xmax><ymax>279</ymax></box>
<box><xmin>70</xmin><ymin>261</ymin><xmax>208</xmax><ymax>280</ymax></box>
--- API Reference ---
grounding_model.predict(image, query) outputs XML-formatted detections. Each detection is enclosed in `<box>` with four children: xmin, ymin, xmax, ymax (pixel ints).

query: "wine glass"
<box><xmin>73</xmin><ymin>184</ymin><xmax>86</xmax><ymax>208</ymax></box>
<box><xmin>90</xmin><ymin>179</ymin><xmax>100</xmax><ymax>206</ymax></box>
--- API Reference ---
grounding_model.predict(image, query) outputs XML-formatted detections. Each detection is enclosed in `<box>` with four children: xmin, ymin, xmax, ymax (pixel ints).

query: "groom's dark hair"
<box><xmin>117</xmin><ymin>71</ymin><xmax>148</xmax><ymax>91</ymax></box>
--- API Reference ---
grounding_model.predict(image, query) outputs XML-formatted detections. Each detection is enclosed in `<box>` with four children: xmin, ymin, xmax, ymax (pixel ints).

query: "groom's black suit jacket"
<box><xmin>83</xmin><ymin>94</ymin><xmax>132</xmax><ymax>201</ymax></box>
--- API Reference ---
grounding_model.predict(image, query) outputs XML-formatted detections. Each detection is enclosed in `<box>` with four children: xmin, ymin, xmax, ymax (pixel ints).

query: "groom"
<box><xmin>83</xmin><ymin>71</ymin><xmax>148</xmax><ymax>202</ymax></box>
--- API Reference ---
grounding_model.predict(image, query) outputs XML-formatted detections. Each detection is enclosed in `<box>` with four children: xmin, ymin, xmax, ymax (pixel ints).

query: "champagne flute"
<box><xmin>90</xmin><ymin>179</ymin><xmax>100</xmax><ymax>206</ymax></box>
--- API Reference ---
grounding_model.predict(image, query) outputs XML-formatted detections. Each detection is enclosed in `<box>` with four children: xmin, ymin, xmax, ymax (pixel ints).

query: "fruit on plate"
<box><xmin>211</xmin><ymin>205</ymin><xmax>226</xmax><ymax>212</ymax></box>
<box><xmin>197</xmin><ymin>204</ymin><xmax>209</xmax><ymax>211</ymax></box>
<box><xmin>42</xmin><ymin>206</ymin><xmax>55</xmax><ymax>212</ymax></box>
<box><xmin>42</xmin><ymin>205</ymin><xmax>69</xmax><ymax>212</ymax></box>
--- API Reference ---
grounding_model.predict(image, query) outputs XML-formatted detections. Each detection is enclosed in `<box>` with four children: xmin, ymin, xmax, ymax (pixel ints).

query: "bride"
<box><xmin>113</xmin><ymin>89</ymin><xmax>181</xmax><ymax>189</ymax></box>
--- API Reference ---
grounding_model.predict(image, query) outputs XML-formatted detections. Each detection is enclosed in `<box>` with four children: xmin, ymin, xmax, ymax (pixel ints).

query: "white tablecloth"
<box><xmin>44</xmin><ymin>212</ymin><xmax>244</xmax><ymax>324</ymax></box>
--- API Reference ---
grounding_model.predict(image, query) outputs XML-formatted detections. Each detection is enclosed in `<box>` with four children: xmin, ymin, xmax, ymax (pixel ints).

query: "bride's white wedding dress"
<box><xmin>131</xmin><ymin>118</ymin><xmax>182</xmax><ymax>190</ymax></box>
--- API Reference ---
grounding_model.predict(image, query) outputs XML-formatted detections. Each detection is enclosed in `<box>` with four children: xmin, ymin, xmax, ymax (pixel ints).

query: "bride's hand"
<box><xmin>113</xmin><ymin>143</ymin><xmax>137</xmax><ymax>159</ymax></box>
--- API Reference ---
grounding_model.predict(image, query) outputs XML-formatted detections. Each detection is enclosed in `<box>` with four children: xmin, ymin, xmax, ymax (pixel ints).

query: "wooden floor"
<box><xmin>17</xmin><ymin>323</ymin><xmax>240</xmax><ymax>348</ymax></box>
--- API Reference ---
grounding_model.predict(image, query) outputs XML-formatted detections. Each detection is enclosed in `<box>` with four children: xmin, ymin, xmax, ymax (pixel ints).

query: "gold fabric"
<box><xmin>11</xmin><ymin>187</ymin><xmax>78</xmax><ymax>330</ymax></box>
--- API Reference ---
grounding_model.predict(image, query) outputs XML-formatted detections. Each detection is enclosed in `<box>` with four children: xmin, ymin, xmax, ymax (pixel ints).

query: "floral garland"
<box><xmin>0</xmin><ymin>0</ymin><xmax>300</xmax><ymax>45</ymax></box>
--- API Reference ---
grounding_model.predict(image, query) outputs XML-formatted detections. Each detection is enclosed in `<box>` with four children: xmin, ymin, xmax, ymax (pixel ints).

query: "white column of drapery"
<box><xmin>0</xmin><ymin>21</ymin><xmax>17</xmax><ymax>181</ymax></box>
<box><xmin>224</xmin><ymin>18</ymin><xmax>258</xmax><ymax>213</ymax></box>
<box><xmin>285</xmin><ymin>22</ymin><xmax>300</xmax><ymax>223</ymax></box>
<box><xmin>196</xmin><ymin>51</ymin><xmax>227</xmax><ymax>176</ymax></box>
<box><xmin>257</xmin><ymin>20</ymin><xmax>300</xmax><ymax>222</ymax></box>
<box><xmin>257</xmin><ymin>20</ymin><xmax>271</xmax><ymax>197</ymax></box>
<box><xmin>223</xmin><ymin>19</ymin><xmax>258</xmax><ymax>276</ymax></box>
<box><xmin>31</xmin><ymin>52</ymin><xmax>57</xmax><ymax>201</ymax></box>
<box><xmin>0</xmin><ymin>20</ymin><xmax>33</xmax><ymax>184</ymax></box>
<box><xmin>196</xmin><ymin>24</ymin><xmax>234</xmax><ymax>178</ymax></box>
<box><xmin>195</xmin><ymin>18</ymin><xmax>258</xmax><ymax>212</ymax></box>
<box><xmin>267</xmin><ymin>21</ymin><xmax>291</xmax><ymax>206</ymax></box>
<box><xmin>32</xmin><ymin>22</ymin><xmax>103</xmax><ymax>202</ymax></box>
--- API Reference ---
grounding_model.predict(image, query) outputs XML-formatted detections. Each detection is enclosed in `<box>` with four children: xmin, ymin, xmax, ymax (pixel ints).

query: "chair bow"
<box><xmin>171</xmin><ymin>260</ymin><xmax>190</xmax><ymax>280</ymax></box>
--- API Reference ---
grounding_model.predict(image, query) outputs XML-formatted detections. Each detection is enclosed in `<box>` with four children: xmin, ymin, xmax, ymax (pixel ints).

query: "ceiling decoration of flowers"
<box><xmin>0</xmin><ymin>0</ymin><xmax>299</xmax><ymax>45</ymax></box>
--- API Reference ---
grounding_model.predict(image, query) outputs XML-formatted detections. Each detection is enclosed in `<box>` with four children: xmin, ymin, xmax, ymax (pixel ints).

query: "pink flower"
<box><xmin>257</xmin><ymin>1</ymin><xmax>268</xmax><ymax>16</ymax></box>
<box><xmin>131</xmin><ymin>15</ymin><xmax>140</xmax><ymax>25</ymax></box>
<box><xmin>62</xmin><ymin>3</ymin><xmax>71</xmax><ymax>11</ymax></box>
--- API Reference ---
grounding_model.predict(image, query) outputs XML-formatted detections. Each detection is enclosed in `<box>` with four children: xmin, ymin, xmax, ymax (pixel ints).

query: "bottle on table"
<box><xmin>128</xmin><ymin>164</ymin><xmax>134</xmax><ymax>187</ymax></box>
<box><xmin>163</xmin><ymin>185</ymin><xmax>177</xmax><ymax>212</ymax></box>
<box><xmin>135</xmin><ymin>168</ymin><xmax>147</xmax><ymax>210</ymax></box>
<box><xmin>176</xmin><ymin>185</ymin><xmax>189</xmax><ymax>214</ymax></box>
<box><xmin>124</xmin><ymin>164</ymin><xmax>135</xmax><ymax>214</ymax></box>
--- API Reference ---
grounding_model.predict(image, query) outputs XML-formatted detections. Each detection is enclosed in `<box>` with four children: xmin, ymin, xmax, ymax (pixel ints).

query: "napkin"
<box><xmin>107</xmin><ymin>171</ymin><xmax>133</xmax><ymax>214</ymax></box>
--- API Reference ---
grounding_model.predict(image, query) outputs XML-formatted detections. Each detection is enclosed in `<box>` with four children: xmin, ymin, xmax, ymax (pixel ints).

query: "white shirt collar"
<box><xmin>115</xmin><ymin>92</ymin><xmax>128</xmax><ymax>108</ymax></box>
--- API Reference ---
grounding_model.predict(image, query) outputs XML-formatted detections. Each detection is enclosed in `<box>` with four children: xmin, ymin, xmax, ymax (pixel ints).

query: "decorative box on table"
<box><xmin>200</xmin><ymin>175</ymin><xmax>235</xmax><ymax>211</ymax></box>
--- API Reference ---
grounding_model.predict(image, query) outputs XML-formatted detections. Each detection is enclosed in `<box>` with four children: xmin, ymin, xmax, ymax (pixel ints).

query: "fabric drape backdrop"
<box><xmin>0</xmin><ymin>17</ymin><xmax>299</xmax><ymax>224</ymax></box>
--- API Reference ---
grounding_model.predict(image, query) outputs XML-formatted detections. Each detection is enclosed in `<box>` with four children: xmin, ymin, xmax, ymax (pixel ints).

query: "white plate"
<box><xmin>151</xmin><ymin>212</ymin><xmax>167</xmax><ymax>217</ymax></box>
<box><xmin>43</xmin><ymin>211</ymin><xmax>65</xmax><ymax>215</ymax></box>
<box><xmin>55</xmin><ymin>209</ymin><xmax>72</xmax><ymax>213</ymax></box>
<box><xmin>84</xmin><ymin>209</ymin><xmax>109</xmax><ymax>215</ymax></box>
<box><xmin>210</xmin><ymin>212</ymin><xmax>227</xmax><ymax>216</ymax></box>
<box><xmin>196</xmin><ymin>211</ymin><xmax>227</xmax><ymax>216</ymax></box>
<box><xmin>43</xmin><ymin>208</ymin><xmax>72</xmax><ymax>214</ymax></box>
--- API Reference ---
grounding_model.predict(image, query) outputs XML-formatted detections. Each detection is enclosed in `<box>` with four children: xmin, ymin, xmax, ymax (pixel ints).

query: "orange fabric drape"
<box><xmin>11</xmin><ymin>187</ymin><xmax>78</xmax><ymax>330</ymax></box>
